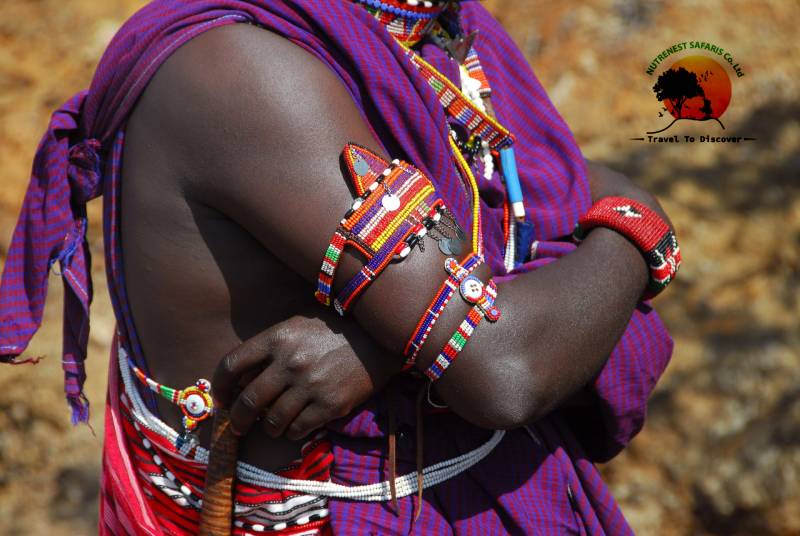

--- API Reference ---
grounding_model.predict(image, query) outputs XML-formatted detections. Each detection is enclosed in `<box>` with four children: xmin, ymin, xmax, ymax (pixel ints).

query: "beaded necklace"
<box><xmin>354</xmin><ymin>0</ymin><xmax>449</xmax><ymax>47</ymax></box>
<box><xmin>359</xmin><ymin>0</ymin><xmax>525</xmax><ymax>270</ymax></box>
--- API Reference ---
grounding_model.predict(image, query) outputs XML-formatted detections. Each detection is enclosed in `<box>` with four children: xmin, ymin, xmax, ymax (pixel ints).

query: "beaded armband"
<box><xmin>424</xmin><ymin>278</ymin><xmax>500</xmax><ymax>382</ymax></box>
<box><xmin>315</xmin><ymin>144</ymin><xmax>443</xmax><ymax>315</ymax></box>
<box><xmin>403</xmin><ymin>253</ymin><xmax>483</xmax><ymax>369</ymax></box>
<box><xmin>573</xmin><ymin>196</ymin><xmax>681</xmax><ymax>299</ymax></box>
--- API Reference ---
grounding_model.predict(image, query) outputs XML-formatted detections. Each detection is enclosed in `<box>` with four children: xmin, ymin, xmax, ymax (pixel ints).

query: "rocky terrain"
<box><xmin>1</xmin><ymin>1</ymin><xmax>797</xmax><ymax>534</ymax></box>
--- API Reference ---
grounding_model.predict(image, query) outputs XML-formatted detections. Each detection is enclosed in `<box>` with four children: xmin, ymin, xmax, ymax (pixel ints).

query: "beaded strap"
<box><xmin>403</xmin><ymin>253</ymin><xmax>482</xmax><ymax>368</ymax></box>
<box><xmin>424</xmin><ymin>278</ymin><xmax>499</xmax><ymax>381</ymax></box>
<box><xmin>404</xmin><ymin>47</ymin><xmax>514</xmax><ymax>152</ymax></box>
<box><xmin>334</xmin><ymin>202</ymin><xmax>444</xmax><ymax>314</ymax></box>
<box><xmin>573</xmin><ymin>196</ymin><xmax>681</xmax><ymax>299</ymax></box>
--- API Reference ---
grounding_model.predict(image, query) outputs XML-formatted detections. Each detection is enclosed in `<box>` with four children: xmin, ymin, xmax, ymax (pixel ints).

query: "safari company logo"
<box><xmin>631</xmin><ymin>41</ymin><xmax>755</xmax><ymax>144</ymax></box>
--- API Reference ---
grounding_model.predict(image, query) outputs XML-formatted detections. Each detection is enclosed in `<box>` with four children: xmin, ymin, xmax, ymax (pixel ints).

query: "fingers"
<box><xmin>212</xmin><ymin>331</ymin><xmax>277</xmax><ymax>407</ymax></box>
<box><xmin>285</xmin><ymin>406</ymin><xmax>330</xmax><ymax>441</ymax></box>
<box><xmin>229</xmin><ymin>365</ymin><xmax>287</xmax><ymax>436</ymax></box>
<box><xmin>261</xmin><ymin>390</ymin><xmax>308</xmax><ymax>438</ymax></box>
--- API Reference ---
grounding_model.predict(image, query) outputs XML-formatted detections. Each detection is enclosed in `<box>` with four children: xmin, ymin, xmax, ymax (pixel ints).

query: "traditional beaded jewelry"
<box><xmin>400</xmin><ymin>35</ymin><xmax>528</xmax><ymax>264</ymax></box>
<box><xmin>315</xmin><ymin>144</ymin><xmax>444</xmax><ymax>314</ymax></box>
<box><xmin>334</xmin><ymin>201</ymin><xmax>444</xmax><ymax>315</ymax></box>
<box><xmin>355</xmin><ymin>0</ymin><xmax>447</xmax><ymax>47</ymax></box>
<box><xmin>122</xmin><ymin>343</ymin><xmax>506</xmax><ymax>501</ymax></box>
<box><xmin>424</xmin><ymin>278</ymin><xmax>499</xmax><ymax>381</ymax></box>
<box><xmin>573</xmin><ymin>196</ymin><xmax>682</xmax><ymax>299</ymax></box>
<box><xmin>127</xmin><ymin>356</ymin><xmax>214</xmax><ymax>447</ymax></box>
<box><xmin>428</xmin><ymin>17</ymin><xmax>530</xmax><ymax>225</ymax></box>
<box><xmin>403</xmin><ymin>253</ymin><xmax>482</xmax><ymax>368</ymax></box>
<box><xmin>404</xmin><ymin>47</ymin><xmax>514</xmax><ymax>153</ymax></box>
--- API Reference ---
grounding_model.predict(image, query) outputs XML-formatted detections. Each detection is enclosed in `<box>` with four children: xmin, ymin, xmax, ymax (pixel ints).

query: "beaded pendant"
<box><xmin>128</xmin><ymin>357</ymin><xmax>214</xmax><ymax>446</ymax></box>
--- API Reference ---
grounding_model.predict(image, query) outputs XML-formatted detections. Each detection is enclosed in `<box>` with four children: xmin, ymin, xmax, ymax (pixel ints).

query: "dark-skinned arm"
<box><xmin>155</xmin><ymin>25</ymin><xmax>658</xmax><ymax>432</ymax></box>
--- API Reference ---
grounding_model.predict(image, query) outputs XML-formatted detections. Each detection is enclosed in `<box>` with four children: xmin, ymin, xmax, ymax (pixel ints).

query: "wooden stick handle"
<box><xmin>199</xmin><ymin>408</ymin><xmax>239</xmax><ymax>536</ymax></box>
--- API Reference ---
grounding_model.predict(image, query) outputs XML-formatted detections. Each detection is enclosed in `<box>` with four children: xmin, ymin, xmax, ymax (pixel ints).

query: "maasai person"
<box><xmin>0</xmin><ymin>1</ymin><xmax>680</xmax><ymax>534</ymax></box>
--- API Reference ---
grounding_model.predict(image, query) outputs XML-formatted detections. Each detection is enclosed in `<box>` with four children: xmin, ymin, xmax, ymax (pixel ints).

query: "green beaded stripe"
<box><xmin>325</xmin><ymin>245</ymin><xmax>341</xmax><ymax>262</ymax></box>
<box><xmin>451</xmin><ymin>331</ymin><xmax>467</xmax><ymax>349</ymax></box>
<box><xmin>160</xmin><ymin>385</ymin><xmax>177</xmax><ymax>401</ymax></box>
<box><xmin>429</xmin><ymin>77</ymin><xmax>445</xmax><ymax>92</ymax></box>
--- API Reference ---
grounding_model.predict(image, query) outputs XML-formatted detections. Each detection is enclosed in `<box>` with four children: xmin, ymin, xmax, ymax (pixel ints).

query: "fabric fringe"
<box><xmin>2</xmin><ymin>355</ymin><xmax>44</xmax><ymax>365</ymax></box>
<box><xmin>68</xmin><ymin>392</ymin><xmax>91</xmax><ymax>425</ymax></box>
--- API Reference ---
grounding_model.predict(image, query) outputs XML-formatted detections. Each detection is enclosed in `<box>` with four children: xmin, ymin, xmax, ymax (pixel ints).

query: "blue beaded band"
<box><xmin>355</xmin><ymin>0</ymin><xmax>443</xmax><ymax>20</ymax></box>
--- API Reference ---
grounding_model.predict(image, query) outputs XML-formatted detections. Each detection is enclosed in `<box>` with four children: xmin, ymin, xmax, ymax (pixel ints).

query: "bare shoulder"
<box><xmin>127</xmin><ymin>22</ymin><xmax>386</xmax><ymax>283</ymax></box>
<box><xmin>132</xmin><ymin>22</ymin><xmax>381</xmax><ymax>190</ymax></box>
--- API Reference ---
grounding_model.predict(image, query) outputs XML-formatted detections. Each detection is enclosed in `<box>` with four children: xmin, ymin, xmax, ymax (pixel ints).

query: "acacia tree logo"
<box><xmin>648</xmin><ymin>56</ymin><xmax>731</xmax><ymax>134</ymax></box>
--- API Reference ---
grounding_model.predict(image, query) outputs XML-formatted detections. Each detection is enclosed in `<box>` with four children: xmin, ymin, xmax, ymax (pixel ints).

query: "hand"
<box><xmin>212</xmin><ymin>311</ymin><xmax>404</xmax><ymax>440</ymax></box>
<box><xmin>585</xmin><ymin>159</ymin><xmax>675</xmax><ymax>231</ymax></box>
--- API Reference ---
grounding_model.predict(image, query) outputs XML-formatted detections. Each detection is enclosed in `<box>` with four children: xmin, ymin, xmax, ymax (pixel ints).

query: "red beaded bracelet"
<box><xmin>573</xmin><ymin>196</ymin><xmax>681</xmax><ymax>299</ymax></box>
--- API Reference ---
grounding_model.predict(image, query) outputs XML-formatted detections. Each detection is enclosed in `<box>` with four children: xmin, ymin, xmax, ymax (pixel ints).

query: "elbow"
<box><xmin>446</xmin><ymin>356</ymin><xmax>550</xmax><ymax>430</ymax></box>
<box><xmin>470</xmin><ymin>392</ymin><xmax>545</xmax><ymax>430</ymax></box>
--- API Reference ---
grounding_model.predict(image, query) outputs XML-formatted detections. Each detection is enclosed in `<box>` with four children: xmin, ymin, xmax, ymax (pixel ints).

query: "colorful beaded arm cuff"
<box><xmin>315</xmin><ymin>144</ymin><xmax>443</xmax><ymax>315</ymax></box>
<box><xmin>573</xmin><ymin>196</ymin><xmax>681</xmax><ymax>300</ymax></box>
<box><xmin>424</xmin><ymin>278</ymin><xmax>500</xmax><ymax>382</ymax></box>
<box><xmin>403</xmin><ymin>253</ymin><xmax>482</xmax><ymax>369</ymax></box>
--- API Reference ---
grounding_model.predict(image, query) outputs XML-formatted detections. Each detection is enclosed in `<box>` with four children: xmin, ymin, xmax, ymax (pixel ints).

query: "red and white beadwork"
<box><xmin>573</xmin><ymin>196</ymin><xmax>682</xmax><ymax>299</ymax></box>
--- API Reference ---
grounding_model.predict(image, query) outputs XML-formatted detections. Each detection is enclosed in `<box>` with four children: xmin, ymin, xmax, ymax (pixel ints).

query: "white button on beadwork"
<box><xmin>382</xmin><ymin>194</ymin><xmax>401</xmax><ymax>211</ymax></box>
<box><xmin>184</xmin><ymin>394</ymin><xmax>207</xmax><ymax>417</ymax></box>
<box><xmin>460</xmin><ymin>276</ymin><xmax>485</xmax><ymax>303</ymax></box>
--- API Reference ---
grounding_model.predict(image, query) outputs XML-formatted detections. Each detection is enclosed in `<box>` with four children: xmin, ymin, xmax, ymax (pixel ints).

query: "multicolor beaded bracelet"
<box><xmin>403</xmin><ymin>253</ymin><xmax>482</xmax><ymax>369</ymax></box>
<box><xmin>315</xmin><ymin>144</ymin><xmax>443</xmax><ymax>315</ymax></box>
<box><xmin>424</xmin><ymin>278</ymin><xmax>500</xmax><ymax>382</ymax></box>
<box><xmin>573</xmin><ymin>196</ymin><xmax>681</xmax><ymax>299</ymax></box>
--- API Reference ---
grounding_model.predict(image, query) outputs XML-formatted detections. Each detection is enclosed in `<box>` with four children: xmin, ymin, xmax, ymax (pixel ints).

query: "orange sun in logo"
<box><xmin>661</xmin><ymin>55</ymin><xmax>732</xmax><ymax>120</ymax></box>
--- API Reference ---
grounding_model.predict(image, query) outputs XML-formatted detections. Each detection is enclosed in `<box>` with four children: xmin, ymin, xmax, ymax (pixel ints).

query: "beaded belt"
<box><xmin>119</xmin><ymin>346</ymin><xmax>504</xmax><ymax>501</ymax></box>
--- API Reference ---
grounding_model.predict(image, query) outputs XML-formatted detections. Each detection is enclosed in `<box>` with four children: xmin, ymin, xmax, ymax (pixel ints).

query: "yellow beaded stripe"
<box><xmin>449</xmin><ymin>136</ymin><xmax>483</xmax><ymax>256</ymax></box>
<box><xmin>405</xmin><ymin>49</ymin><xmax>514</xmax><ymax>146</ymax></box>
<box><xmin>392</xmin><ymin>39</ymin><xmax>490</xmax><ymax>258</ymax></box>
<box><xmin>374</xmin><ymin>184</ymin><xmax>436</xmax><ymax>249</ymax></box>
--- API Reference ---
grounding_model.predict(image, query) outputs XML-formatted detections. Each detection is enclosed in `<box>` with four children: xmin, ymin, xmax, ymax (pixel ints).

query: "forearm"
<box><xmin>413</xmin><ymin>227</ymin><xmax>648</xmax><ymax>429</ymax></box>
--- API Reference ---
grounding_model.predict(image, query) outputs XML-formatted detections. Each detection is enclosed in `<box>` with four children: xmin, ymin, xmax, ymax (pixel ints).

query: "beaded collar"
<box><xmin>353</xmin><ymin>0</ymin><xmax>452</xmax><ymax>46</ymax></box>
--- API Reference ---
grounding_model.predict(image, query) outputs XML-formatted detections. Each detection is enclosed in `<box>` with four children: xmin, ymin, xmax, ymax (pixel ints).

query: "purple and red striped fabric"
<box><xmin>1</xmin><ymin>1</ymin><xmax>673</xmax><ymax>533</ymax></box>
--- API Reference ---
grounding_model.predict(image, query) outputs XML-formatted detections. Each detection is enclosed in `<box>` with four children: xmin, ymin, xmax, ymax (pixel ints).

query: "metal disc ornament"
<box><xmin>450</xmin><ymin>237</ymin><xmax>465</xmax><ymax>256</ymax></box>
<box><xmin>353</xmin><ymin>155</ymin><xmax>370</xmax><ymax>177</ymax></box>
<box><xmin>437</xmin><ymin>238</ymin><xmax>451</xmax><ymax>255</ymax></box>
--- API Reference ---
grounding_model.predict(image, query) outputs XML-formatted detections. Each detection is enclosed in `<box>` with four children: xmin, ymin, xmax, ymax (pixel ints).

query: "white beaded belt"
<box><xmin>119</xmin><ymin>346</ymin><xmax>504</xmax><ymax>501</ymax></box>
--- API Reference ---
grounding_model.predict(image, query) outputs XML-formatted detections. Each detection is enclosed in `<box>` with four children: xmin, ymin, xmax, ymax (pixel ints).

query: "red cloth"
<box><xmin>101</xmin><ymin>339</ymin><xmax>334</xmax><ymax>535</ymax></box>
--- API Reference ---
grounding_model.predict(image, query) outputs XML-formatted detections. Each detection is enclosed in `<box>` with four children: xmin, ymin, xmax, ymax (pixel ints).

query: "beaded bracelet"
<box><xmin>424</xmin><ymin>278</ymin><xmax>500</xmax><ymax>382</ymax></box>
<box><xmin>403</xmin><ymin>253</ymin><xmax>482</xmax><ymax>369</ymax></box>
<box><xmin>315</xmin><ymin>144</ymin><xmax>443</xmax><ymax>315</ymax></box>
<box><xmin>573</xmin><ymin>196</ymin><xmax>681</xmax><ymax>299</ymax></box>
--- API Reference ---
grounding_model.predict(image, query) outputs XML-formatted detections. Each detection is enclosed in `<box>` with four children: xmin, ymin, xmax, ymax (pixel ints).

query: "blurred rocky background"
<box><xmin>0</xmin><ymin>0</ymin><xmax>797</xmax><ymax>534</ymax></box>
